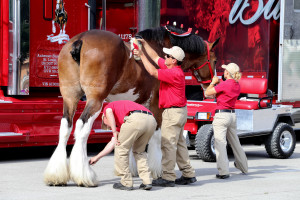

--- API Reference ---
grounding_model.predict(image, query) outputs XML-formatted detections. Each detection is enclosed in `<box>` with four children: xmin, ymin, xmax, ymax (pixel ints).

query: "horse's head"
<box><xmin>183</xmin><ymin>38</ymin><xmax>220</xmax><ymax>89</ymax></box>
<box><xmin>137</xmin><ymin>25</ymin><xmax>219</xmax><ymax>89</ymax></box>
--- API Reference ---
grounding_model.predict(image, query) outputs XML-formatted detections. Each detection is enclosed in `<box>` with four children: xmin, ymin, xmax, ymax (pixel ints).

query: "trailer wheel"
<box><xmin>265</xmin><ymin>123</ymin><xmax>296</xmax><ymax>159</ymax></box>
<box><xmin>195</xmin><ymin>124</ymin><xmax>216</xmax><ymax>162</ymax></box>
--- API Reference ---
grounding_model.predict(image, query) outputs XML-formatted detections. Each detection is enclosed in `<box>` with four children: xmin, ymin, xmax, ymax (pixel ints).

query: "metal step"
<box><xmin>0</xmin><ymin>132</ymin><xmax>23</xmax><ymax>136</ymax></box>
<box><xmin>93</xmin><ymin>129</ymin><xmax>112</xmax><ymax>133</ymax></box>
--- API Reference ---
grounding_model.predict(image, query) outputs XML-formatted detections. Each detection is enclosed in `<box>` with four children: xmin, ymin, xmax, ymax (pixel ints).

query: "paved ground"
<box><xmin>1</xmin><ymin>136</ymin><xmax>300</xmax><ymax>200</ymax></box>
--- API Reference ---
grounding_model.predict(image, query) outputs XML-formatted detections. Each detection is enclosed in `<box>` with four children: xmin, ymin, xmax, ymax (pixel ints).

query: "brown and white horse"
<box><xmin>44</xmin><ymin>25</ymin><xmax>219</xmax><ymax>187</ymax></box>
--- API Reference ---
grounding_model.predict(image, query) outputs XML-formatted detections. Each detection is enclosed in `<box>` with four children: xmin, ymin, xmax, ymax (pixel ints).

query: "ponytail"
<box><xmin>229</xmin><ymin>71</ymin><xmax>242</xmax><ymax>82</ymax></box>
<box><xmin>233</xmin><ymin>72</ymin><xmax>242</xmax><ymax>82</ymax></box>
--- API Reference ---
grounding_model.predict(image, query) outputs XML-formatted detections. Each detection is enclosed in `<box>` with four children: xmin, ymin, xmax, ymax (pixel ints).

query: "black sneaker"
<box><xmin>175</xmin><ymin>176</ymin><xmax>197</xmax><ymax>185</ymax></box>
<box><xmin>139</xmin><ymin>183</ymin><xmax>152</xmax><ymax>190</ymax></box>
<box><xmin>113</xmin><ymin>183</ymin><xmax>133</xmax><ymax>190</ymax></box>
<box><xmin>152</xmin><ymin>178</ymin><xmax>175</xmax><ymax>187</ymax></box>
<box><xmin>216</xmin><ymin>174</ymin><xmax>230</xmax><ymax>179</ymax></box>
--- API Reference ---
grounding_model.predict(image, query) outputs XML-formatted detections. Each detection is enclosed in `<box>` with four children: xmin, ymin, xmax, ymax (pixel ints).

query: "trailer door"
<box><xmin>278</xmin><ymin>0</ymin><xmax>300</xmax><ymax>102</ymax></box>
<box><xmin>8</xmin><ymin>0</ymin><xmax>30</xmax><ymax>95</ymax></box>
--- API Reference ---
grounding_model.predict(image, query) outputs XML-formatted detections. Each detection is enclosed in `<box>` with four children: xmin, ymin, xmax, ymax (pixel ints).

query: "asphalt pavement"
<box><xmin>1</xmin><ymin>136</ymin><xmax>300</xmax><ymax>200</ymax></box>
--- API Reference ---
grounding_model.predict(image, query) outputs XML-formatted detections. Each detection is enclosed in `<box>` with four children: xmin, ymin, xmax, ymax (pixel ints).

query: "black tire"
<box><xmin>195</xmin><ymin>124</ymin><xmax>216</xmax><ymax>162</ymax></box>
<box><xmin>265</xmin><ymin>123</ymin><xmax>296</xmax><ymax>159</ymax></box>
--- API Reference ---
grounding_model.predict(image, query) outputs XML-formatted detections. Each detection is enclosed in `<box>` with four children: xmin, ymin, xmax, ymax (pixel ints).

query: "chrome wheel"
<box><xmin>211</xmin><ymin>136</ymin><xmax>215</xmax><ymax>155</ymax></box>
<box><xmin>280</xmin><ymin>130</ymin><xmax>293</xmax><ymax>153</ymax></box>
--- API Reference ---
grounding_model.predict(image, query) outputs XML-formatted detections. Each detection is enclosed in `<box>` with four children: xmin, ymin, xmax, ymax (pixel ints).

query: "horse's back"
<box><xmin>60</xmin><ymin>30</ymin><xmax>124</xmax><ymax>59</ymax></box>
<box><xmin>58</xmin><ymin>30</ymin><xmax>129</xmax><ymax>97</ymax></box>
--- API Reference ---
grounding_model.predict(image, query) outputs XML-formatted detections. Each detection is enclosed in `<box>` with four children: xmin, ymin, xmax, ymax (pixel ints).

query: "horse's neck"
<box><xmin>107</xmin><ymin>42</ymin><xmax>154</xmax><ymax>104</ymax></box>
<box><xmin>106</xmin><ymin>41</ymin><xmax>162</xmax><ymax>127</ymax></box>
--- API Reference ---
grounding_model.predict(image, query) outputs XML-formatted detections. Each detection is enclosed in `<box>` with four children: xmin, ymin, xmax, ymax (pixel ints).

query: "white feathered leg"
<box><xmin>44</xmin><ymin>118</ymin><xmax>72</xmax><ymax>186</ymax></box>
<box><xmin>129</xmin><ymin>149</ymin><xmax>138</xmax><ymax>176</ymax></box>
<box><xmin>69</xmin><ymin>110</ymin><xmax>100</xmax><ymax>187</ymax></box>
<box><xmin>128</xmin><ymin>129</ymin><xmax>162</xmax><ymax>179</ymax></box>
<box><xmin>147</xmin><ymin>129</ymin><xmax>162</xmax><ymax>179</ymax></box>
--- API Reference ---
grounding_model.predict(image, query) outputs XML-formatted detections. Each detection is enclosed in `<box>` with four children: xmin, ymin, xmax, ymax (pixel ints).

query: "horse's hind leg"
<box><xmin>44</xmin><ymin>87</ymin><xmax>82</xmax><ymax>186</ymax></box>
<box><xmin>69</xmin><ymin>95</ymin><xmax>103</xmax><ymax>187</ymax></box>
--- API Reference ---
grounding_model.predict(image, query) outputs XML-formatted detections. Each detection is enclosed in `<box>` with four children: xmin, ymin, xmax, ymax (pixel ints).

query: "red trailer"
<box><xmin>0</xmin><ymin>0</ymin><xmax>146</xmax><ymax>148</ymax></box>
<box><xmin>0</xmin><ymin>0</ymin><xmax>109</xmax><ymax>148</ymax></box>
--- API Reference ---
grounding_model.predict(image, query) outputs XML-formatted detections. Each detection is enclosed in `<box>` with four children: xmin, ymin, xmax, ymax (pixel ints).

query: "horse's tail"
<box><xmin>70</xmin><ymin>39</ymin><xmax>83</xmax><ymax>65</ymax></box>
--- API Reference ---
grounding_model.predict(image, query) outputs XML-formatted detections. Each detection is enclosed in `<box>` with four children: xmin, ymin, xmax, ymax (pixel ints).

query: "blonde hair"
<box><xmin>229</xmin><ymin>71</ymin><xmax>242</xmax><ymax>82</ymax></box>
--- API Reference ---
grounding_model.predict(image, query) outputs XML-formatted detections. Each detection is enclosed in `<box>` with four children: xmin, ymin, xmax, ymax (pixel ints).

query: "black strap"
<box><xmin>129</xmin><ymin>110</ymin><xmax>152</xmax><ymax>116</ymax></box>
<box><xmin>215</xmin><ymin>109</ymin><xmax>235</xmax><ymax>113</ymax></box>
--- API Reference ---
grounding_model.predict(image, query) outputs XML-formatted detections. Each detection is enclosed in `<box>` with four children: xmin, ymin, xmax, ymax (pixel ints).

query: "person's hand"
<box><xmin>111</xmin><ymin>136</ymin><xmax>120</xmax><ymax>146</ymax></box>
<box><xmin>136</xmin><ymin>38</ymin><xmax>145</xmax><ymax>44</ymax></box>
<box><xmin>89</xmin><ymin>156</ymin><xmax>99</xmax><ymax>165</ymax></box>
<box><xmin>211</xmin><ymin>76</ymin><xmax>220</xmax><ymax>85</ymax></box>
<box><xmin>133</xmin><ymin>49</ymin><xmax>143</xmax><ymax>57</ymax></box>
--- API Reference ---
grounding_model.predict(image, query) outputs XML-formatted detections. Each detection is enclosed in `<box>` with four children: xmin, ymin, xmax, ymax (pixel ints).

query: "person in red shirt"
<box><xmin>205</xmin><ymin>63</ymin><xmax>248</xmax><ymax>179</ymax></box>
<box><xmin>89</xmin><ymin>100</ymin><xmax>157</xmax><ymax>190</ymax></box>
<box><xmin>133</xmin><ymin>40</ymin><xmax>196</xmax><ymax>187</ymax></box>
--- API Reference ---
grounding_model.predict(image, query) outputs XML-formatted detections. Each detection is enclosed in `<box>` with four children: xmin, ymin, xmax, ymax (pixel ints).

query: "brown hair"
<box><xmin>101</xmin><ymin>114</ymin><xmax>109</xmax><ymax>130</ymax></box>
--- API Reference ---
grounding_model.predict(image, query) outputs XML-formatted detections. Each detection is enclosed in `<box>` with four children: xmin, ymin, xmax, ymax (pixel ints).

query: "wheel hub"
<box><xmin>280</xmin><ymin>131</ymin><xmax>293</xmax><ymax>153</ymax></box>
<box><xmin>211</xmin><ymin>136</ymin><xmax>215</xmax><ymax>154</ymax></box>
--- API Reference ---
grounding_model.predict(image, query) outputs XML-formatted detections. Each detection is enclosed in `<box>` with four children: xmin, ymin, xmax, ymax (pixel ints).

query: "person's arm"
<box><xmin>204</xmin><ymin>76</ymin><xmax>219</xmax><ymax>97</ymax></box>
<box><xmin>105</xmin><ymin>108</ymin><xmax>120</xmax><ymax>145</ymax></box>
<box><xmin>89</xmin><ymin>137</ymin><xmax>116</xmax><ymax>165</ymax></box>
<box><xmin>137</xmin><ymin>39</ymin><xmax>160</xmax><ymax>65</ymax></box>
<box><xmin>133</xmin><ymin>49</ymin><xmax>158</xmax><ymax>78</ymax></box>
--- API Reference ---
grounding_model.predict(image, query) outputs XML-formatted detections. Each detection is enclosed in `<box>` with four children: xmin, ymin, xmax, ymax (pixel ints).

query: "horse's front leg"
<box><xmin>69</xmin><ymin>99</ymin><xmax>103</xmax><ymax>187</ymax></box>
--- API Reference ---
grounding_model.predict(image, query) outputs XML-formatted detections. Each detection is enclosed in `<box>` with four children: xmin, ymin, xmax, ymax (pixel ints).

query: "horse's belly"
<box><xmin>106</xmin><ymin>88</ymin><xmax>139</xmax><ymax>102</ymax></box>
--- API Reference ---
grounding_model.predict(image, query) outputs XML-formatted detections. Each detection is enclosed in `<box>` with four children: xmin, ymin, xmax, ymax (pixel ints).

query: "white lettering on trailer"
<box><xmin>42</xmin><ymin>82</ymin><xmax>59</xmax><ymax>86</ymax></box>
<box><xmin>229</xmin><ymin>0</ymin><xmax>280</xmax><ymax>25</ymax></box>
<box><xmin>37</xmin><ymin>53</ymin><xmax>59</xmax><ymax>75</ymax></box>
<box><xmin>118</xmin><ymin>34</ymin><xmax>132</xmax><ymax>40</ymax></box>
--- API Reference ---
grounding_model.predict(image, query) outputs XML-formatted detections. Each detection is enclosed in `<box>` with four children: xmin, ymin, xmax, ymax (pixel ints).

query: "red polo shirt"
<box><xmin>103</xmin><ymin>100</ymin><xmax>152</xmax><ymax>132</ymax></box>
<box><xmin>157</xmin><ymin>58</ymin><xmax>187</xmax><ymax>109</ymax></box>
<box><xmin>214</xmin><ymin>79</ymin><xmax>240</xmax><ymax>110</ymax></box>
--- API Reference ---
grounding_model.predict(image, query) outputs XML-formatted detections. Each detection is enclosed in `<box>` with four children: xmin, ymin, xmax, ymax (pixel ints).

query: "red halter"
<box><xmin>190</xmin><ymin>41</ymin><xmax>214</xmax><ymax>84</ymax></box>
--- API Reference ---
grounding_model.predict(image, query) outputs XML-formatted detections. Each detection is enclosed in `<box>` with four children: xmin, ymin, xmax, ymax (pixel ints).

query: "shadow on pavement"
<box><xmin>0</xmin><ymin>143</ymin><xmax>106</xmax><ymax>161</ymax></box>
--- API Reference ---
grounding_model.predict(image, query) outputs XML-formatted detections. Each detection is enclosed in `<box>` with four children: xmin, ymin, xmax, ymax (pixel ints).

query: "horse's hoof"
<box><xmin>77</xmin><ymin>183</ymin><xmax>98</xmax><ymax>187</ymax></box>
<box><xmin>48</xmin><ymin>183</ymin><xmax>67</xmax><ymax>187</ymax></box>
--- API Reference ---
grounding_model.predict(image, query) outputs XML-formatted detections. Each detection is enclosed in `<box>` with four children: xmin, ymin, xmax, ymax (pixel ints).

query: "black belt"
<box><xmin>215</xmin><ymin>109</ymin><xmax>235</xmax><ymax>113</ymax></box>
<box><xmin>129</xmin><ymin>110</ymin><xmax>153</xmax><ymax>116</ymax></box>
<box><xmin>164</xmin><ymin>106</ymin><xmax>185</xmax><ymax>109</ymax></box>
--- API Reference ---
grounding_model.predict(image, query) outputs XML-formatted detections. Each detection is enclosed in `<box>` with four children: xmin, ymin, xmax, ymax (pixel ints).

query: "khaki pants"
<box><xmin>161</xmin><ymin>106</ymin><xmax>195</xmax><ymax>181</ymax></box>
<box><xmin>114</xmin><ymin>113</ymin><xmax>157</xmax><ymax>187</ymax></box>
<box><xmin>213</xmin><ymin>112</ymin><xmax>248</xmax><ymax>175</ymax></box>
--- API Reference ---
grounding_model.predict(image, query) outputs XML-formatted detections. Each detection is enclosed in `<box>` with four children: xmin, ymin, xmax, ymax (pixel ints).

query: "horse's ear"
<box><xmin>209</xmin><ymin>37</ymin><xmax>220</xmax><ymax>50</ymax></box>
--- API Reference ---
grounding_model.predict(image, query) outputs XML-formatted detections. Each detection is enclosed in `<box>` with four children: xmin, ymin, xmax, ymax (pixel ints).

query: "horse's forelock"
<box><xmin>137</xmin><ymin>26</ymin><xmax>205</xmax><ymax>55</ymax></box>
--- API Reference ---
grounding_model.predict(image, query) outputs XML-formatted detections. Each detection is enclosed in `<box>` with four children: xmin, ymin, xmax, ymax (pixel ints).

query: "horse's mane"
<box><xmin>137</xmin><ymin>25</ymin><xmax>205</xmax><ymax>55</ymax></box>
